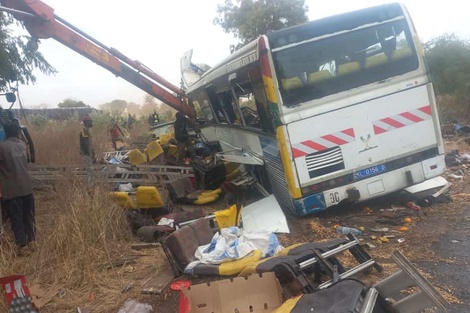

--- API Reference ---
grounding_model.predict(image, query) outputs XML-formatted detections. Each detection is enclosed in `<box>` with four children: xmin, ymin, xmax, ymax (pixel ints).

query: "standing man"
<box><xmin>0</xmin><ymin>123</ymin><xmax>36</xmax><ymax>252</ymax></box>
<box><xmin>80</xmin><ymin>115</ymin><xmax>95</xmax><ymax>183</ymax></box>
<box><xmin>174</xmin><ymin>112</ymin><xmax>198</xmax><ymax>164</ymax></box>
<box><xmin>127</xmin><ymin>113</ymin><xmax>135</xmax><ymax>130</ymax></box>
<box><xmin>152</xmin><ymin>110</ymin><xmax>160</xmax><ymax>126</ymax></box>
<box><xmin>109</xmin><ymin>120</ymin><xmax>125</xmax><ymax>150</ymax></box>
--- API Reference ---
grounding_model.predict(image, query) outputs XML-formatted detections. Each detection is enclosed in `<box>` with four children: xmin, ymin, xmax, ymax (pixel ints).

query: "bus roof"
<box><xmin>267</xmin><ymin>3</ymin><xmax>404</xmax><ymax>49</ymax></box>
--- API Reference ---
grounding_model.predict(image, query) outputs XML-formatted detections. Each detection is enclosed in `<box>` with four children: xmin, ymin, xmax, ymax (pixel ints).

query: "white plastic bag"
<box><xmin>117</xmin><ymin>299</ymin><xmax>152</xmax><ymax>313</ymax></box>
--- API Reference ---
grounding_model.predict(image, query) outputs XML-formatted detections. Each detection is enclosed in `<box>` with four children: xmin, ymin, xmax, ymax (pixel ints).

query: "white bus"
<box><xmin>183</xmin><ymin>3</ymin><xmax>445</xmax><ymax>216</ymax></box>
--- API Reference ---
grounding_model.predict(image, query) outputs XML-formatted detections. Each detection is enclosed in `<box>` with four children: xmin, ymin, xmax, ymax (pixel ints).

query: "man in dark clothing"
<box><xmin>152</xmin><ymin>110</ymin><xmax>160</xmax><ymax>126</ymax></box>
<box><xmin>174</xmin><ymin>112</ymin><xmax>197</xmax><ymax>163</ymax></box>
<box><xmin>79</xmin><ymin>115</ymin><xmax>95</xmax><ymax>182</ymax></box>
<box><xmin>0</xmin><ymin>123</ymin><xmax>36</xmax><ymax>249</ymax></box>
<box><xmin>127</xmin><ymin>113</ymin><xmax>134</xmax><ymax>130</ymax></box>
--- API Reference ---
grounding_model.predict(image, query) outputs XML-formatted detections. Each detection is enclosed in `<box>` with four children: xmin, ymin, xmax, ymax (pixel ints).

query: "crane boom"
<box><xmin>0</xmin><ymin>0</ymin><xmax>196</xmax><ymax>119</ymax></box>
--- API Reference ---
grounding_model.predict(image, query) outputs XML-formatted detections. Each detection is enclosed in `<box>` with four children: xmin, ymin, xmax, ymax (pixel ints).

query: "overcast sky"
<box><xmin>4</xmin><ymin>0</ymin><xmax>469</xmax><ymax>109</ymax></box>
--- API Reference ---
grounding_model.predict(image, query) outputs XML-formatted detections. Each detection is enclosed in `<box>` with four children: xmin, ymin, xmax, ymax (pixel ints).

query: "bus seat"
<box><xmin>365</xmin><ymin>53</ymin><xmax>388</xmax><ymax>68</ymax></box>
<box><xmin>128</xmin><ymin>148</ymin><xmax>147</xmax><ymax>165</ymax></box>
<box><xmin>146</xmin><ymin>140</ymin><xmax>164</xmax><ymax>161</ymax></box>
<box><xmin>337</xmin><ymin>61</ymin><xmax>361</xmax><ymax>76</ymax></box>
<box><xmin>136</xmin><ymin>186</ymin><xmax>164</xmax><ymax>209</ymax></box>
<box><xmin>158</xmin><ymin>133</ymin><xmax>171</xmax><ymax>146</ymax></box>
<box><xmin>392</xmin><ymin>47</ymin><xmax>412</xmax><ymax>60</ymax></box>
<box><xmin>109</xmin><ymin>191</ymin><xmax>136</xmax><ymax>209</ymax></box>
<box><xmin>163</xmin><ymin>218</ymin><xmax>263</xmax><ymax>276</ymax></box>
<box><xmin>281</xmin><ymin>77</ymin><xmax>303</xmax><ymax>91</ymax></box>
<box><xmin>307</xmin><ymin>70</ymin><xmax>333</xmax><ymax>84</ymax></box>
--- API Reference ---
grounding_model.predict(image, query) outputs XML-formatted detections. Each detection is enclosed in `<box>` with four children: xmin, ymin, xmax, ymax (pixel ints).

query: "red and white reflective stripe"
<box><xmin>373</xmin><ymin>105</ymin><xmax>432</xmax><ymax>135</ymax></box>
<box><xmin>292</xmin><ymin>128</ymin><xmax>355</xmax><ymax>158</ymax></box>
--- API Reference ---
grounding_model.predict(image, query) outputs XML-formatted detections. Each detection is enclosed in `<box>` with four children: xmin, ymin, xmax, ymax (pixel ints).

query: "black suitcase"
<box><xmin>288</xmin><ymin>279</ymin><xmax>392</xmax><ymax>313</ymax></box>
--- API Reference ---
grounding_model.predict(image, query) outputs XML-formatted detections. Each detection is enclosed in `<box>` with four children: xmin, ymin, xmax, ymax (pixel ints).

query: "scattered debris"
<box><xmin>29</xmin><ymin>285</ymin><xmax>60</xmax><ymax>309</ymax></box>
<box><xmin>371</xmin><ymin>227</ymin><xmax>389</xmax><ymax>232</ymax></box>
<box><xmin>117</xmin><ymin>299</ymin><xmax>152</xmax><ymax>313</ymax></box>
<box><xmin>363</xmin><ymin>242</ymin><xmax>376</xmax><ymax>249</ymax></box>
<box><xmin>99</xmin><ymin>256</ymin><xmax>139</xmax><ymax>270</ymax></box>
<box><xmin>179</xmin><ymin>272</ymin><xmax>282</xmax><ymax>313</ymax></box>
<box><xmin>170</xmin><ymin>280</ymin><xmax>191</xmax><ymax>291</ymax></box>
<box><xmin>130</xmin><ymin>243</ymin><xmax>161</xmax><ymax>250</ymax></box>
<box><xmin>0</xmin><ymin>275</ymin><xmax>38</xmax><ymax>312</ymax></box>
<box><xmin>121</xmin><ymin>283</ymin><xmax>133</xmax><ymax>294</ymax></box>
<box><xmin>140</xmin><ymin>261</ymin><xmax>174</xmax><ymax>295</ymax></box>
<box><xmin>379</xmin><ymin>236</ymin><xmax>389</xmax><ymax>243</ymax></box>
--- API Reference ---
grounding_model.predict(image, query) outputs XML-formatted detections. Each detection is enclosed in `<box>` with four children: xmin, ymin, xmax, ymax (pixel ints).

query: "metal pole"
<box><xmin>0</xmin><ymin>6</ymin><xmax>37</xmax><ymax>18</ymax></box>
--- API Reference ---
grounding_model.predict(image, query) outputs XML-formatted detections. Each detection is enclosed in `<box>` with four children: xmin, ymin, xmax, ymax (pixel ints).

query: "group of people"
<box><xmin>80</xmin><ymin>111</ymin><xmax>199</xmax><ymax>165</ymax></box>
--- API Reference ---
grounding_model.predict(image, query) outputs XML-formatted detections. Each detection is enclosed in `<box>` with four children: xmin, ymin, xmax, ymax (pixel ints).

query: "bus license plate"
<box><xmin>354</xmin><ymin>164</ymin><xmax>387</xmax><ymax>180</ymax></box>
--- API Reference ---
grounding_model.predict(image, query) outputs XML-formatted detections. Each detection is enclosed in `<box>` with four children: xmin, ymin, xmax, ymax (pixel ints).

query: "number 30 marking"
<box><xmin>329</xmin><ymin>192</ymin><xmax>340</xmax><ymax>204</ymax></box>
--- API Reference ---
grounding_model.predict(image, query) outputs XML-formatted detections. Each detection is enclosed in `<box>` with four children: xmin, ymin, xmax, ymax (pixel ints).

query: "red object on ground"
<box><xmin>179</xmin><ymin>291</ymin><xmax>191</xmax><ymax>313</ymax></box>
<box><xmin>175</xmin><ymin>280</ymin><xmax>192</xmax><ymax>313</ymax></box>
<box><xmin>406</xmin><ymin>202</ymin><xmax>421</xmax><ymax>211</ymax></box>
<box><xmin>171</xmin><ymin>280</ymin><xmax>192</xmax><ymax>291</ymax></box>
<box><xmin>0</xmin><ymin>275</ymin><xmax>31</xmax><ymax>306</ymax></box>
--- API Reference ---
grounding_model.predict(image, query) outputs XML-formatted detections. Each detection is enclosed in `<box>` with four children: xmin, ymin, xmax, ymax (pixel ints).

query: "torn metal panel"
<box><xmin>215</xmin><ymin>144</ymin><xmax>264</xmax><ymax>165</ymax></box>
<box><xmin>242</xmin><ymin>195</ymin><xmax>290</xmax><ymax>233</ymax></box>
<box><xmin>404</xmin><ymin>176</ymin><xmax>448</xmax><ymax>194</ymax></box>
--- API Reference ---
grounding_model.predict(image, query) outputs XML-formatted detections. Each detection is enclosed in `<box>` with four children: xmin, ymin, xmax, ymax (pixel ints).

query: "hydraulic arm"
<box><xmin>0</xmin><ymin>0</ymin><xmax>196</xmax><ymax>119</ymax></box>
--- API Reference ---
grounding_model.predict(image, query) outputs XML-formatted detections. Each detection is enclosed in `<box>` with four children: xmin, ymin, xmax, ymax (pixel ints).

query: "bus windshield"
<box><xmin>272</xmin><ymin>15</ymin><xmax>419</xmax><ymax>107</ymax></box>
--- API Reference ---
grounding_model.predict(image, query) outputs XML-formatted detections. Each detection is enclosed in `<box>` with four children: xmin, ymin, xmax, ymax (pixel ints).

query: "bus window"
<box><xmin>193</xmin><ymin>92</ymin><xmax>215</xmax><ymax>124</ymax></box>
<box><xmin>272</xmin><ymin>17</ymin><xmax>419</xmax><ymax>107</ymax></box>
<box><xmin>192</xmin><ymin>100</ymin><xmax>205</xmax><ymax>120</ymax></box>
<box><xmin>249</xmin><ymin>67</ymin><xmax>275</xmax><ymax>133</ymax></box>
<box><xmin>205</xmin><ymin>85</ymin><xmax>227</xmax><ymax>123</ymax></box>
<box><xmin>230</xmin><ymin>81</ymin><xmax>262</xmax><ymax>129</ymax></box>
<box><xmin>216</xmin><ymin>91</ymin><xmax>238</xmax><ymax>125</ymax></box>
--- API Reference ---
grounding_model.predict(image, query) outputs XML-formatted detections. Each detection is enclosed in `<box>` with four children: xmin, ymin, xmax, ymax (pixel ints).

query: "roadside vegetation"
<box><xmin>0</xmin><ymin>117</ymin><xmax>156</xmax><ymax>312</ymax></box>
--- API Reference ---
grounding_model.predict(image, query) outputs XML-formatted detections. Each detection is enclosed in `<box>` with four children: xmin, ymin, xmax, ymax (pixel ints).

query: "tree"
<box><xmin>424</xmin><ymin>34</ymin><xmax>470</xmax><ymax>120</ymax></box>
<box><xmin>140</xmin><ymin>94</ymin><xmax>159</xmax><ymax>116</ymax></box>
<box><xmin>0</xmin><ymin>12</ymin><xmax>56</xmax><ymax>91</ymax></box>
<box><xmin>214</xmin><ymin>0</ymin><xmax>308</xmax><ymax>48</ymax></box>
<box><xmin>424</xmin><ymin>34</ymin><xmax>470</xmax><ymax>97</ymax></box>
<box><xmin>58</xmin><ymin>98</ymin><xmax>88</xmax><ymax>108</ymax></box>
<box><xmin>100</xmin><ymin>99</ymin><xmax>128</xmax><ymax>116</ymax></box>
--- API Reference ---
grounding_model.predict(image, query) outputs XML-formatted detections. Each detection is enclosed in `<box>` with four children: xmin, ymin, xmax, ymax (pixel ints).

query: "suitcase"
<box><xmin>282</xmin><ymin>279</ymin><xmax>392</xmax><ymax>313</ymax></box>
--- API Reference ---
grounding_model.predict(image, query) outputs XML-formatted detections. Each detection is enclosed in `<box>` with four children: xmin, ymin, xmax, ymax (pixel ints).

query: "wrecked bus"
<box><xmin>183</xmin><ymin>3</ymin><xmax>445</xmax><ymax>216</ymax></box>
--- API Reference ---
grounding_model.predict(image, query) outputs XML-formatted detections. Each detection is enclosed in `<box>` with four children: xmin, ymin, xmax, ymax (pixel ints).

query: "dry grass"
<box><xmin>0</xmin><ymin>181</ymin><xmax>142</xmax><ymax>312</ymax></box>
<box><xmin>29</xmin><ymin>118</ymin><xmax>151</xmax><ymax>165</ymax></box>
<box><xmin>0</xmin><ymin>119</ymin><xmax>165</xmax><ymax>312</ymax></box>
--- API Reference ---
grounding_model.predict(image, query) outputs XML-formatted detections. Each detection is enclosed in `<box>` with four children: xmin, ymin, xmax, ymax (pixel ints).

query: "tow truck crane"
<box><xmin>0</xmin><ymin>0</ymin><xmax>196</xmax><ymax>121</ymax></box>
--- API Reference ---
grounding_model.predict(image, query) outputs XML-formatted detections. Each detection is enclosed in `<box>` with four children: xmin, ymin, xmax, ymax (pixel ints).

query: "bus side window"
<box><xmin>205</xmin><ymin>85</ymin><xmax>227</xmax><ymax>123</ymax></box>
<box><xmin>193</xmin><ymin>93</ymin><xmax>215</xmax><ymax>124</ymax></box>
<box><xmin>249</xmin><ymin>67</ymin><xmax>275</xmax><ymax>133</ymax></box>
<box><xmin>219</xmin><ymin>91</ymin><xmax>237</xmax><ymax>124</ymax></box>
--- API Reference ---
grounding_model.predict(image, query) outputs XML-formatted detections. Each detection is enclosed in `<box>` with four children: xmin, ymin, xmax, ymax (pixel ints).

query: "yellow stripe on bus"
<box><xmin>276</xmin><ymin>126</ymin><xmax>302</xmax><ymax>199</ymax></box>
<box><xmin>262</xmin><ymin>74</ymin><xmax>277</xmax><ymax>103</ymax></box>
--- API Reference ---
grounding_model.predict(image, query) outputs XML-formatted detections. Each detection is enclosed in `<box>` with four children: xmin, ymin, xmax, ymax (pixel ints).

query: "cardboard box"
<box><xmin>181</xmin><ymin>272</ymin><xmax>283</xmax><ymax>313</ymax></box>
